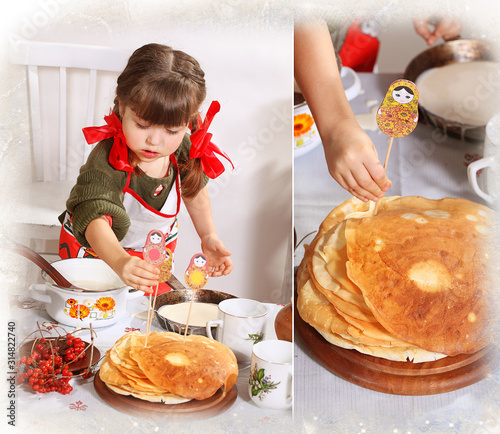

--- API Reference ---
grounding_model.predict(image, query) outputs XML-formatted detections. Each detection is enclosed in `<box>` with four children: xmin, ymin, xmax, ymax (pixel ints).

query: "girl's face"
<box><xmin>392</xmin><ymin>88</ymin><xmax>414</xmax><ymax>104</ymax></box>
<box><xmin>120</xmin><ymin>104</ymin><xmax>188</xmax><ymax>167</ymax></box>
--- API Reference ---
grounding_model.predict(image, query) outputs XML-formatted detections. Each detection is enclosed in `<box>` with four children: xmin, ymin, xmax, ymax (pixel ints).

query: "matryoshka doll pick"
<box><xmin>374</xmin><ymin>79</ymin><xmax>419</xmax><ymax>213</ymax></box>
<box><xmin>143</xmin><ymin>230</ymin><xmax>169</xmax><ymax>345</ymax></box>
<box><xmin>158</xmin><ymin>248</ymin><xmax>173</xmax><ymax>283</ymax></box>
<box><xmin>183</xmin><ymin>253</ymin><xmax>210</xmax><ymax>340</ymax></box>
<box><xmin>376</xmin><ymin>79</ymin><xmax>419</xmax><ymax>138</ymax></box>
<box><xmin>143</xmin><ymin>229</ymin><xmax>173</xmax><ymax>283</ymax></box>
<box><xmin>143</xmin><ymin>230</ymin><xmax>167</xmax><ymax>266</ymax></box>
<box><xmin>184</xmin><ymin>253</ymin><xmax>210</xmax><ymax>290</ymax></box>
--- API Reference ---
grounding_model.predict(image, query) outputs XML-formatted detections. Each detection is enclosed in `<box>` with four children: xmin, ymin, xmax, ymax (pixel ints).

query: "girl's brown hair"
<box><xmin>113</xmin><ymin>43</ymin><xmax>206</xmax><ymax>200</ymax></box>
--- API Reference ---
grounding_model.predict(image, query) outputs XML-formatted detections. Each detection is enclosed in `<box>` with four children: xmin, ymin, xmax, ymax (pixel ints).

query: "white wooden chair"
<box><xmin>9</xmin><ymin>40</ymin><xmax>131</xmax><ymax>256</ymax></box>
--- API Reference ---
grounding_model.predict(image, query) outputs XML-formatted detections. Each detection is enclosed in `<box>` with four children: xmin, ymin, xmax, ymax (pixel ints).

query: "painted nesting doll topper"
<box><xmin>143</xmin><ymin>230</ymin><xmax>167</xmax><ymax>266</ymax></box>
<box><xmin>158</xmin><ymin>248</ymin><xmax>173</xmax><ymax>283</ymax></box>
<box><xmin>376</xmin><ymin>79</ymin><xmax>419</xmax><ymax>138</ymax></box>
<box><xmin>184</xmin><ymin>253</ymin><xmax>210</xmax><ymax>290</ymax></box>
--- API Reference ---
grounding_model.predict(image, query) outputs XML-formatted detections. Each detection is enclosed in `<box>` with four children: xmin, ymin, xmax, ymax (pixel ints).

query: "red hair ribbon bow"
<box><xmin>189</xmin><ymin>101</ymin><xmax>234</xmax><ymax>179</ymax></box>
<box><xmin>82</xmin><ymin>111</ymin><xmax>133</xmax><ymax>172</ymax></box>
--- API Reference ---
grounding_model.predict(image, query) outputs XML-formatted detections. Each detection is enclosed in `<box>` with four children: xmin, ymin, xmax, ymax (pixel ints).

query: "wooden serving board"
<box><xmin>94</xmin><ymin>373</ymin><xmax>237</xmax><ymax>419</ymax></box>
<box><xmin>294</xmin><ymin>301</ymin><xmax>497</xmax><ymax>396</ymax></box>
<box><xmin>274</xmin><ymin>303</ymin><xmax>292</xmax><ymax>342</ymax></box>
<box><xmin>19</xmin><ymin>338</ymin><xmax>100</xmax><ymax>373</ymax></box>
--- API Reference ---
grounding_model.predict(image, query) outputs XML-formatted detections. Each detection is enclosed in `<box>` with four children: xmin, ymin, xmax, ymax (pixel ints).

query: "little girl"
<box><xmin>59</xmin><ymin>43</ymin><xmax>233</xmax><ymax>294</ymax></box>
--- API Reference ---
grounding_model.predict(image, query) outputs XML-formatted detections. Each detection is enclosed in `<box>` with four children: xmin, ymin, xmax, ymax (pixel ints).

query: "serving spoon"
<box><xmin>12</xmin><ymin>243</ymin><xmax>75</xmax><ymax>289</ymax></box>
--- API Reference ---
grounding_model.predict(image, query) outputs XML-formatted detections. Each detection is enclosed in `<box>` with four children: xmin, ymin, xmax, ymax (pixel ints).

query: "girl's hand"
<box><xmin>85</xmin><ymin>217</ymin><xmax>159</xmax><ymax>293</ymax></box>
<box><xmin>201</xmin><ymin>234</ymin><xmax>233</xmax><ymax>277</ymax></box>
<box><xmin>323</xmin><ymin>119</ymin><xmax>391</xmax><ymax>202</ymax></box>
<box><xmin>114</xmin><ymin>255</ymin><xmax>160</xmax><ymax>293</ymax></box>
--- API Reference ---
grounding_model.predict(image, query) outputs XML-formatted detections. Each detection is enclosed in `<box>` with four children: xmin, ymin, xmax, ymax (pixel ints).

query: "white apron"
<box><xmin>59</xmin><ymin>155</ymin><xmax>181</xmax><ymax>259</ymax></box>
<box><xmin>120</xmin><ymin>154</ymin><xmax>181</xmax><ymax>252</ymax></box>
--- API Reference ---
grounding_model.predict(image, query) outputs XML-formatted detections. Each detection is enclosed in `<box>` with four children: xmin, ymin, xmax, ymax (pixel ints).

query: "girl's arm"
<box><xmin>294</xmin><ymin>21</ymin><xmax>391</xmax><ymax>202</ymax></box>
<box><xmin>184</xmin><ymin>186</ymin><xmax>233</xmax><ymax>277</ymax></box>
<box><xmin>85</xmin><ymin>216</ymin><xmax>159</xmax><ymax>293</ymax></box>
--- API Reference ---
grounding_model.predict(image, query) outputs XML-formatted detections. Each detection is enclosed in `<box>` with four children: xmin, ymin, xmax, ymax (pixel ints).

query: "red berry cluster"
<box><xmin>64</xmin><ymin>335</ymin><xmax>86</xmax><ymax>362</ymax></box>
<box><xmin>16</xmin><ymin>334</ymin><xmax>87</xmax><ymax>395</ymax></box>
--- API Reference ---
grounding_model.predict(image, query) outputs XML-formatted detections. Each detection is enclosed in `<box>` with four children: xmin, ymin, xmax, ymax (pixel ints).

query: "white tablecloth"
<box><xmin>11</xmin><ymin>292</ymin><xmax>293</xmax><ymax>433</ymax></box>
<box><xmin>293</xmin><ymin>73</ymin><xmax>499</xmax><ymax>433</ymax></box>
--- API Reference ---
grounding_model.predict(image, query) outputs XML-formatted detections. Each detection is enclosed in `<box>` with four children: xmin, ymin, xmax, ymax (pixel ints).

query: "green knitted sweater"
<box><xmin>61</xmin><ymin>135</ymin><xmax>207</xmax><ymax>247</ymax></box>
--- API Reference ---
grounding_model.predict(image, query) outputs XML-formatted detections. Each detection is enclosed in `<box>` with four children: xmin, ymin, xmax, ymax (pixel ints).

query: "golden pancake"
<box><xmin>310</xmin><ymin>222</ymin><xmax>376</xmax><ymax>320</ymax></box>
<box><xmin>345</xmin><ymin>197</ymin><xmax>492</xmax><ymax>355</ymax></box>
<box><xmin>101</xmin><ymin>338</ymin><xmax>168</xmax><ymax>393</ymax></box>
<box><xmin>109</xmin><ymin>332</ymin><xmax>141</xmax><ymax>369</ymax></box>
<box><xmin>307</xmin><ymin>216</ymin><xmax>415</xmax><ymax>347</ymax></box>
<box><xmin>319</xmin><ymin>221</ymin><xmax>363</xmax><ymax>294</ymax></box>
<box><xmin>106</xmin><ymin>383</ymin><xmax>190</xmax><ymax>404</ymax></box>
<box><xmin>126</xmin><ymin>376</ymin><xmax>166</xmax><ymax>393</ymax></box>
<box><xmin>100</xmin><ymin>331</ymin><xmax>238</xmax><ymax>403</ymax></box>
<box><xmin>297</xmin><ymin>265</ymin><xmax>445</xmax><ymax>362</ymax></box>
<box><xmin>108</xmin><ymin>333</ymin><xmax>148</xmax><ymax>380</ymax></box>
<box><xmin>316</xmin><ymin>330</ymin><xmax>445</xmax><ymax>363</ymax></box>
<box><xmin>298</xmin><ymin>267</ymin><xmax>406</xmax><ymax>348</ymax></box>
<box><xmin>339</xmin><ymin>310</ymin><xmax>412</xmax><ymax>347</ymax></box>
<box><xmin>297</xmin><ymin>268</ymin><xmax>350</xmax><ymax>337</ymax></box>
<box><xmin>299</xmin><ymin>213</ymin><xmax>406</xmax><ymax>348</ymax></box>
<box><xmin>297</xmin><ymin>196</ymin><xmax>492</xmax><ymax>361</ymax></box>
<box><xmin>130</xmin><ymin>333</ymin><xmax>238</xmax><ymax>401</ymax></box>
<box><xmin>99</xmin><ymin>352</ymin><xmax>129</xmax><ymax>386</ymax></box>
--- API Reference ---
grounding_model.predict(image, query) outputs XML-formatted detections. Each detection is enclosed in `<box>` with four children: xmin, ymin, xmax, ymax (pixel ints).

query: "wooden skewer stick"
<box><xmin>150</xmin><ymin>283</ymin><xmax>160</xmax><ymax>332</ymax></box>
<box><xmin>183</xmin><ymin>289</ymin><xmax>196</xmax><ymax>342</ymax></box>
<box><xmin>142</xmin><ymin>229</ymin><xmax>168</xmax><ymax>347</ymax></box>
<box><xmin>145</xmin><ymin>292</ymin><xmax>153</xmax><ymax>347</ymax></box>
<box><xmin>374</xmin><ymin>136</ymin><xmax>394</xmax><ymax>215</ymax></box>
<box><xmin>144</xmin><ymin>283</ymin><xmax>159</xmax><ymax>347</ymax></box>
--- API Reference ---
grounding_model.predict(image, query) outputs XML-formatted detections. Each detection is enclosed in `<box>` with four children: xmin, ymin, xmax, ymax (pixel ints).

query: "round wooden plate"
<box><xmin>294</xmin><ymin>300</ymin><xmax>497</xmax><ymax>395</ymax></box>
<box><xmin>94</xmin><ymin>373</ymin><xmax>238</xmax><ymax>419</ymax></box>
<box><xmin>18</xmin><ymin>338</ymin><xmax>101</xmax><ymax>372</ymax></box>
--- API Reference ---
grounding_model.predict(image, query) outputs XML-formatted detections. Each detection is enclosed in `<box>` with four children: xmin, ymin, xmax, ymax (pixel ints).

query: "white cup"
<box><xmin>468</xmin><ymin>113</ymin><xmax>500</xmax><ymax>204</ymax></box>
<box><xmin>248</xmin><ymin>340</ymin><xmax>293</xmax><ymax>410</ymax></box>
<box><xmin>206</xmin><ymin>298</ymin><xmax>268</xmax><ymax>363</ymax></box>
<box><xmin>340</xmin><ymin>66</ymin><xmax>362</xmax><ymax>101</ymax></box>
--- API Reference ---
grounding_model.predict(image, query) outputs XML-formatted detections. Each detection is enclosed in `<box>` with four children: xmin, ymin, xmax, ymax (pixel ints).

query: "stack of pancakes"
<box><xmin>297</xmin><ymin>196</ymin><xmax>493</xmax><ymax>362</ymax></box>
<box><xmin>99</xmin><ymin>331</ymin><xmax>238</xmax><ymax>402</ymax></box>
